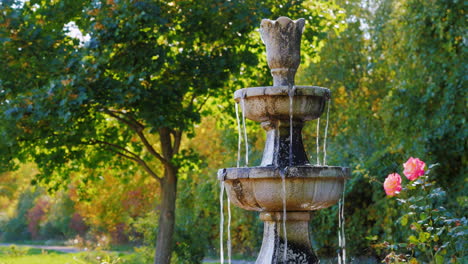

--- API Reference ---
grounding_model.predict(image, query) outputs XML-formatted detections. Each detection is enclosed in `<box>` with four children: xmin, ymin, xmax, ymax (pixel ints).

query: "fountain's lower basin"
<box><xmin>218</xmin><ymin>166</ymin><xmax>349</xmax><ymax>212</ymax></box>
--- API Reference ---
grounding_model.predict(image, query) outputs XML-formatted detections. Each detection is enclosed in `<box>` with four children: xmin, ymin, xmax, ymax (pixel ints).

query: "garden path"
<box><xmin>0</xmin><ymin>243</ymin><xmax>82</xmax><ymax>253</ymax></box>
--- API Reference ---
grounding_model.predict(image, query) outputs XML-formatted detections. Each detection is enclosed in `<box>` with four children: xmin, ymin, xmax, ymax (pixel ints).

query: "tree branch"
<box><xmin>101</xmin><ymin>108</ymin><xmax>170</xmax><ymax>167</ymax></box>
<box><xmin>195</xmin><ymin>95</ymin><xmax>210</xmax><ymax>112</ymax></box>
<box><xmin>186</xmin><ymin>92</ymin><xmax>197</xmax><ymax>113</ymax></box>
<box><xmin>136</xmin><ymin>129</ymin><xmax>171</xmax><ymax>167</ymax></box>
<box><xmin>102</xmin><ymin>108</ymin><xmax>144</xmax><ymax>132</ymax></box>
<box><xmin>172</xmin><ymin>130</ymin><xmax>182</xmax><ymax>155</ymax></box>
<box><xmin>92</xmin><ymin>139</ymin><xmax>140</xmax><ymax>159</ymax></box>
<box><xmin>159</xmin><ymin>127</ymin><xmax>173</xmax><ymax>159</ymax></box>
<box><xmin>90</xmin><ymin>139</ymin><xmax>162</xmax><ymax>183</ymax></box>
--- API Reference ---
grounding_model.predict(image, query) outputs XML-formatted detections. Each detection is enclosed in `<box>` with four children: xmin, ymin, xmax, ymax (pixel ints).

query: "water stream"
<box><xmin>235</xmin><ymin>102</ymin><xmax>242</xmax><ymax>168</ymax></box>
<box><xmin>240</xmin><ymin>96</ymin><xmax>249</xmax><ymax>166</ymax></box>
<box><xmin>279</xmin><ymin>85</ymin><xmax>297</xmax><ymax>262</ymax></box>
<box><xmin>288</xmin><ymin>86</ymin><xmax>295</xmax><ymax>166</ymax></box>
<box><xmin>275</xmin><ymin>121</ymin><xmax>280</xmax><ymax>167</ymax></box>
<box><xmin>279</xmin><ymin>169</ymin><xmax>288</xmax><ymax>262</ymax></box>
<box><xmin>225</xmin><ymin>102</ymin><xmax>243</xmax><ymax>264</ymax></box>
<box><xmin>316</xmin><ymin>118</ymin><xmax>321</xmax><ymax>165</ymax></box>
<box><xmin>323</xmin><ymin>100</ymin><xmax>330</xmax><ymax>165</ymax></box>
<box><xmin>338</xmin><ymin>180</ymin><xmax>347</xmax><ymax>264</ymax></box>
<box><xmin>219</xmin><ymin>181</ymin><xmax>232</xmax><ymax>264</ymax></box>
<box><xmin>219</xmin><ymin>182</ymin><xmax>225</xmax><ymax>264</ymax></box>
<box><xmin>227</xmin><ymin>195</ymin><xmax>232</xmax><ymax>264</ymax></box>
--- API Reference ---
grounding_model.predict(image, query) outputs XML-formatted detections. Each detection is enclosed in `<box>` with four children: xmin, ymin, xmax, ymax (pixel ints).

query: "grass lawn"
<box><xmin>0</xmin><ymin>246</ymin><xmax>75</xmax><ymax>264</ymax></box>
<box><xmin>0</xmin><ymin>245</ymin><xmax>224</xmax><ymax>264</ymax></box>
<box><xmin>0</xmin><ymin>245</ymin><xmax>136</xmax><ymax>264</ymax></box>
<box><xmin>0</xmin><ymin>254</ymin><xmax>80</xmax><ymax>264</ymax></box>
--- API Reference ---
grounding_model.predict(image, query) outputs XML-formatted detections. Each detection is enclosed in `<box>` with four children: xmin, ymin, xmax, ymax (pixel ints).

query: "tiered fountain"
<box><xmin>218</xmin><ymin>17</ymin><xmax>349</xmax><ymax>263</ymax></box>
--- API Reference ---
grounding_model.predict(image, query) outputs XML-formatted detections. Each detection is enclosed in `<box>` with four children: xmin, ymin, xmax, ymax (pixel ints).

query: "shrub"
<box><xmin>39</xmin><ymin>191</ymin><xmax>83</xmax><ymax>239</ymax></box>
<box><xmin>70</xmin><ymin>212</ymin><xmax>88</xmax><ymax>236</ymax></box>
<box><xmin>27</xmin><ymin>196</ymin><xmax>49</xmax><ymax>239</ymax></box>
<box><xmin>1</xmin><ymin>188</ymin><xmax>42</xmax><ymax>241</ymax></box>
<box><xmin>379</xmin><ymin>158</ymin><xmax>467</xmax><ymax>263</ymax></box>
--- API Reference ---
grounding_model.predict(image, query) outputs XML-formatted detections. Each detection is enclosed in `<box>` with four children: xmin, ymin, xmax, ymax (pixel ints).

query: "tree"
<box><xmin>0</xmin><ymin>0</ymin><xmax>345</xmax><ymax>263</ymax></box>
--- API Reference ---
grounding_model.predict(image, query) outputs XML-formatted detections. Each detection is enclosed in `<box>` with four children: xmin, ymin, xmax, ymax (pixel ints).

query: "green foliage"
<box><xmin>128</xmin><ymin>211</ymin><xmax>157</xmax><ymax>263</ymax></box>
<box><xmin>374</xmin><ymin>0</ymin><xmax>466</xmax><ymax>192</ymax></box>
<box><xmin>298</xmin><ymin>0</ymin><xmax>466</xmax><ymax>258</ymax></box>
<box><xmin>379</xmin><ymin>164</ymin><xmax>467</xmax><ymax>263</ymax></box>
<box><xmin>130</xmin><ymin>210</ymin><xmax>159</xmax><ymax>246</ymax></box>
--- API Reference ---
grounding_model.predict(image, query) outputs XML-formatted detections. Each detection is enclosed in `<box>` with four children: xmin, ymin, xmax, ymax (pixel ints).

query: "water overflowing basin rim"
<box><xmin>218</xmin><ymin>166</ymin><xmax>350</xmax><ymax>181</ymax></box>
<box><xmin>234</xmin><ymin>86</ymin><xmax>330</xmax><ymax>100</ymax></box>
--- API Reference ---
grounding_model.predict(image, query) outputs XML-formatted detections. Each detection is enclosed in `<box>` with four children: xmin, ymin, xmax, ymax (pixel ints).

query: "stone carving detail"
<box><xmin>260</xmin><ymin>17</ymin><xmax>305</xmax><ymax>86</ymax></box>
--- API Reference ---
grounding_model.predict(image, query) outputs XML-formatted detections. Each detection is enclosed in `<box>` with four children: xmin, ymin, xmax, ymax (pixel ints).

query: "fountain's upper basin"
<box><xmin>234</xmin><ymin>86</ymin><xmax>330</xmax><ymax>122</ymax></box>
<box><xmin>218</xmin><ymin>166</ymin><xmax>349</xmax><ymax>212</ymax></box>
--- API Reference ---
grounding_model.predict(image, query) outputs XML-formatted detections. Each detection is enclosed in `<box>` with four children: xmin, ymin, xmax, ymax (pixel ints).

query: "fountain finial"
<box><xmin>260</xmin><ymin>17</ymin><xmax>305</xmax><ymax>86</ymax></box>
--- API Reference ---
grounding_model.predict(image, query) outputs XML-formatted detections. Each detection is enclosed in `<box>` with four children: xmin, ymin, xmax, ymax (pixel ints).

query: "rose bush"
<box><xmin>378</xmin><ymin>158</ymin><xmax>467</xmax><ymax>264</ymax></box>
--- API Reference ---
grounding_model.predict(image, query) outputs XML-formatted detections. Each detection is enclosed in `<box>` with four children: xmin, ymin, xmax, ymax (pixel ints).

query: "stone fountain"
<box><xmin>218</xmin><ymin>17</ymin><xmax>349</xmax><ymax>263</ymax></box>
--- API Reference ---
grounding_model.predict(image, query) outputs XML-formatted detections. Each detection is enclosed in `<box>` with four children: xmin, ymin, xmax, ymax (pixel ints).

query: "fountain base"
<box><xmin>257</xmin><ymin>212</ymin><xmax>318</xmax><ymax>264</ymax></box>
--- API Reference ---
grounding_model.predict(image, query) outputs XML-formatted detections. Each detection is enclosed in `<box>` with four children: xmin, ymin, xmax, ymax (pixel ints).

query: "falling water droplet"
<box><xmin>220</xmin><ymin>181</ymin><xmax>225</xmax><ymax>264</ymax></box>
<box><xmin>235</xmin><ymin>102</ymin><xmax>242</xmax><ymax>168</ymax></box>
<box><xmin>316</xmin><ymin>118</ymin><xmax>321</xmax><ymax>165</ymax></box>
<box><xmin>240</xmin><ymin>96</ymin><xmax>249</xmax><ymax>166</ymax></box>
<box><xmin>323</xmin><ymin>99</ymin><xmax>331</xmax><ymax>165</ymax></box>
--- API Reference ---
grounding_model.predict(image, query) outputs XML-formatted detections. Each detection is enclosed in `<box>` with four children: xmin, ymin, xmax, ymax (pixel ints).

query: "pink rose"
<box><xmin>403</xmin><ymin>157</ymin><xmax>426</xmax><ymax>181</ymax></box>
<box><xmin>384</xmin><ymin>173</ymin><xmax>402</xmax><ymax>197</ymax></box>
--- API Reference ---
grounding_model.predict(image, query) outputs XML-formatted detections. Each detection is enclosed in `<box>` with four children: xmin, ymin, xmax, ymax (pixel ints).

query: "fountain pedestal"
<box><xmin>257</xmin><ymin>212</ymin><xmax>318</xmax><ymax>264</ymax></box>
<box><xmin>260</xmin><ymin>120</ymin><xmax>309</xmax><ymax>167</ymax></box>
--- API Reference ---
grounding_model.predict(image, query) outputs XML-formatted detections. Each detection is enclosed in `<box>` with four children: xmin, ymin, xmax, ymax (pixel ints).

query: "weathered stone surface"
<box><xmin>260</xmin><ymin>17</ymin><xmax>305</xmax><ymax>86</ymax></box>
<box><xmin>260</xmin><ymin>120</ymin><xmax>309</xmax><ymax>168</ymax></box>
<box><xmin>218</xmin><ymin>166</ymin><xmax>348</xmax><ymax>212</ymax></box>
<box><xmin>234</xmin><ymin>86</ymin><xmax>330</xmax><ymax>123</ymax></box>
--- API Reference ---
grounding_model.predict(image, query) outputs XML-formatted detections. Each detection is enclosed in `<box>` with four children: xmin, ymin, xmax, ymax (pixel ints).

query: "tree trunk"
<box><xmin>154</xmin><ymin>165</ymin><xmax>177</xmax><ymax>264</ymax></box>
